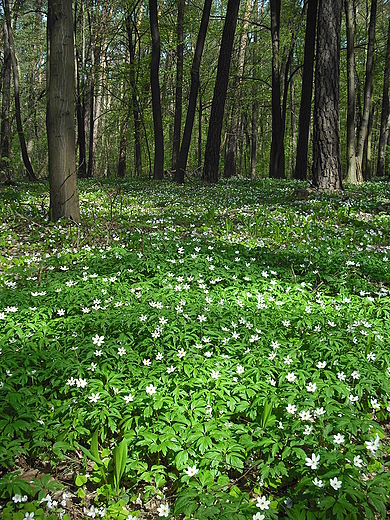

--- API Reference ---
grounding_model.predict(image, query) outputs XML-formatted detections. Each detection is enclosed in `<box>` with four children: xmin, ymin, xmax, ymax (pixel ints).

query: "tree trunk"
<box><xmin>223</xmin><ymin>0</ymin><xmax>251</xmax><ymax>178</ymax></box>
<box><xmin>202</xmin><ymin>0</ymin><xmax>241</xmax><ymax>183</ymax></box>
<box><xmin>377</xmin><ymin>16</ymin><xmax>390</xmax><ymax>178</ymax></box>
<box><xmin>312</xmin><ymin>0</ymin><xmax>342</xmax><ymax>190</ymax></box>
<box><xmin>198</xmin><ymin>90</ymin><xmax>202</xmax><ymax>168</ymax></box>
<box><xmin>0</xmin><ymin>20</ymin><xmax>12</xmax><ymax>181</ymax></box>
<box><xmin>344</xmin><ymin>0</ymin><xmax>357</xmax><ymax>184</ymax></box>
<box><xmin>356</xmin><ymin>0</ymin><xmax>377</xmax><ymax>182</ymax></box>
<box><xmin>87</xmin><ymin>70</ymin><xmax>95</xmax><ymax>178</ymax></box>
<box><xmin>75</xmin><ymin>0</ymin><xmax>87</xmax><ymax>178</ymax></box>
<box><xmin>149</xmin><ymin>0</ymin><xmax>164</xmax><ymax>180</ymax></box>
<box><xmin>125</xmin><ymin>14</ymin><xmax>143</xmax><ymax>178</ymax></box>
<box><xmin>250</xmin><ymin>0</ymin><xmax>263</xmax><ymax>179</ymax></box>
<box><xmin>5</xmin><ymin>0</ymin><xmax>36</xmax><ymax>181</ymax></box>
<box><xmin>294</xmin><ymin>0</ymin><xmax>317</xmax><ymax>181</ymax></box>
<box><xmin>47</xmin><ymin>0</ymin><xmax>80</xmax><ymax>222</ymax></box>
<box><xmin>269</xmin><ymin>0</ymin><xmax>285</xmax><ymax>179</ymax></box>
<box><xmin>176</xmin><ymin>0</ymin><xmax>212</xmax><ymax>183</ymax></box>
<box><xmin>289</xmin><ymin>64</ymin><xmax>296</xmax><ymax>175</ymax></box>
<box><xmin>363</xmin><ymin>93</ymin><xmax>374</xmax><ymax>180</ymax></box>
<box><xmin>171</xmin><ymin>0</ymin><xmax>185</xmax><ymax>174</ymax></box>
<box><xmin>117</xmin><ymin>118</ymin><xmax>128</xmax><ymax>178</ymax></box>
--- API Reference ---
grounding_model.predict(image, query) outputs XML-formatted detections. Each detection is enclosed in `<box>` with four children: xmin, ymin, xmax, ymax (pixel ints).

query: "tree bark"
<box><xmin>223</xmin><ymin>0</ymin><xmax>251</xmax><ymax>178</ymax></box>
<box><xmin>356</xmin><ymin>0</ymin><xmax>376</xmax><ymax>182</ymax></box>
<box><xmin>202</xmin><ymin>0</ymin><xmax>241</xmax><ymax>183</ymax></box>
<box><xmin>75</xmin><ymin>0</ymin><xmax>87</xmax><ymax>178</ymax></box>
<box><xmin>377</xmin><ymin>16</ymin><xmax>390</xmax><ymax>178</ymax></box>
<box><xmin>4</xmin><ymin>0</ymin><xmax>36</xmax><ymax>181</ymax></box>
<box><xmin>312</xmin><ymin>0</ymin><xmax>342</xmax><ymax>190</ymax></box>
<box><xmin>269</xmin><ymin>0</ymin><xmax>285</xmax><ymax>179</ymax></box>
<box><xmin>47</xmin><ymin>0</ymin><xmax>80</xmax><ymax>222</ymax></box>
<box><xmin>117</xmin><ymin>117</ymin><xmax>128</xmax><ymax>178</ymax></box>
<box><xmin>176</xmin><ymin>0</ymin><xmax>212</xmax><ymax>183</ymax></box>
<box><xmin>344</xmin><ymin>0</ymin><xmax>357</xmax><ymax>184</ymax></box>
<box><xmin>0</xmin><ymin>20</ymin><xmax>12</xmax><ymax>181</ymax></box>
<box><xmin>149</xmin><ymin>0</ymin><xmax>164</xmax><ymax>180</ymax></box>
<box><xmin>250</xmin><ymin>0</ymin><xmax>263</xmax><ymax>179</ymax></box>
<box><xmin>294</xmin><ymin>0</ymin><xmax>317</xmax><ymax>181</ymax></box>
<box><xmin>125</xmin><ymin>13</ymin><xmax>143</xmax><ymax>178</ymax></box>
<box><xmin>171</xmin><ymin>0</ymin><xmax>185</xmax><ymax>174</ymax></box>
<box><xmin>363</xmin><ymin>92</ymin><xmax>374</xmax><ymax>181</ymax></box>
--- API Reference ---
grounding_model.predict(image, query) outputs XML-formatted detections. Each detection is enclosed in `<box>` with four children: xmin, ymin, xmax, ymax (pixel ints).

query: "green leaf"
<box><xmin>174</xmin><ymin>450</ymin><xmax>188</xmax><ymax>469</ymax></box>
<box><xmin>320</xmin><ymin>496</ymin><xmax>336</xmax><ymax>509</ymax></box>
<box><xmin>41</xmin><ymin>474</ymin><xmax>51</xmax><ymax>486</ymax></box>
<box><xmin>75</xmin><ymin>475</ymin><xmax>88</xmax><ymax>487</ymax></box>
<box><xmin>74</xmin><ymin>441</ymin><xmax>102</xmax><ymax>466</ymax></box>
<box><xmin>113</xmin><ymin>437</ymin><xmax>128</xmax><ymax>492</ymax></box>
<box><xmin>174</xmin><ymin>496</ymin><xmax>198</xmax><ymax>515</ymax></box>
<box><xmin>261</xmin><ymin>400</ymin><xmax>273</xmax><ymax>429</ymax></box>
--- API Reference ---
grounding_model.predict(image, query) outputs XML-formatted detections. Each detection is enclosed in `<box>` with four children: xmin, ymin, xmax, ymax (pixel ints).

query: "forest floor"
<box><xmin>0</xmin><ymin>177</ymin><xmax>390</xmax><ymax>520</ymax></box>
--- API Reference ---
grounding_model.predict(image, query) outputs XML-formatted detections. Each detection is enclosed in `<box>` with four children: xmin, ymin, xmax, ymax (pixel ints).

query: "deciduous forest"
<box><xmin>1</xmin><ymin>1</ymin><xmax>390</xmax><ymax>519</ymax></box>
<box><xmin>1</xmin><ymin>0</ymin><xmax>390</xmax><ymax>196</ymax></box>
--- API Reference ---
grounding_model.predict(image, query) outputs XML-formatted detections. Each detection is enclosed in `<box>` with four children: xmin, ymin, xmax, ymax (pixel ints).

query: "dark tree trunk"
<box><xmin>76</xmin><ymin>74</ymin><xmax>87</xmax><ymax>177</ymax></box>
<box><xmin>171</xmin><ymin>0</ymin><xmax>185</xmax><ymax>174</ymax></box>
<box><xmin>149</xmin><ymin>0</ymin><xmax>164</xmax><ymax>180</ymax></box>
<box><xmin>117</xmin><ymin>116</ymin><xmax>128</xmax><ymax>178</ymax></box>
<box><xmin>294</xmin><ymin>0</ymin><xmax>317</xmax><ymax>181</ymax></box>
<box><xmin>356</xmin><ymin>0</ymin><xmax>376</xmax><ymax>182</ymax></box>
<box><xmin>5</xmin><ymin>0</ymin><xmax>36</xmax><ymax>181</ymax></box>
<box><xmin>87</xmin><ymin>45</ymin><xmax>95</xmax><ymax>179</ymax></box>
<box><xmin>269</xmin><ymin>0</ymin><xmax>285</xmax><ymax>179</ymax></box>
<box><xmin>125</xmin><ymin>14</ymin><xmax>143</xmax><ymax>178</ymax></box>
<box><xmin>176</xmin><ymin>0</ymin><xmax>212</xmax><ymax>183</ymax></box>
<box><xmin>198</xmin><ymin>90</ymin><xmax>202</xmax><ymax>168</ymax></box>
<box><xmin>75</xmin><ymin>0</ymin><xmax>87</xmax><ymax>178</ymax></box>
<box><xmin>377</xmin><ymin>16</ymin><xmax>390</xmax><ymax>178</ymax></box>
<box><xmin>250</xmin><ymin>0</ymin><xmax>262</xmax><ymax>179</ymax></box>
<box><xmin>344</xmin><ymin>0</ymin><xmax>357</xmax><ymax>184</ymax></box>
<box><xmin>47</xmin><ymin>0</ymin><xmax>80</xmax><ymax>222</ymax></box>
<box><xmin>202</xmin><ymin>0</ymin><xmax>241</xmax><ymax>183</ymax></box>
<box><xmin>363</xmin><ymin>92</ymin><xmax>374</xmax><ymax>181</ymax></box>
<box><xmin>312</xmin><ymin>0</ymin><xmax>342</xmax><ymax>190</ymax></box>
<box><xmin>223</xmin><ymin>0</ymin><xmax>251</xmax><ymax>179</ymax></box>
<box><xmin>0</xmin><ymin>21</ymin><xmax>12</xmax><ymax>181</ymax></box>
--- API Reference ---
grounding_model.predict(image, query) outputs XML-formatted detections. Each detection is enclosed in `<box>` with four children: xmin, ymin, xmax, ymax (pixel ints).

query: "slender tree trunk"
<box><xmin>312</xmin><ymin>0</ymin><xmax>343</xmax><ymax>190</ymax></box>
<box><xmin>294</xmin><ymin>0</ymin><xmax>317</xmax><ymax>180</ymax></box>
<box><xmin>224</xmin><ymin>0</ymin><xmax>251</xmax><ymax>178</ymax></box>
<box><xmin>356</xmin><ymin>0</ymin><xmax>376</xmax><ymax>182</ymax></box>
<box><xmin>149</xmin><ymin>0</ymin><xmax>164</xmax><ymax>180</ymax></box>
<box><xmin>290</xmin><ymin>65</ymin><xmax>296</xmax><ymax>175</ymax></box>
<box><xmin>5</xmin><ymin>0</ymin><xmax>36</xmax><ymax>181</ymax></box>
<box><xmin>87</xmin><ymin>63</ymin><xmax>95</xmax><ymax>178</ymax></box>
<box><xmin>125</xmin><ymin>14</ymin><xmax>143</xmax><ymax>177</ymax></box>
<box><xmin>344</xmin><ymin>0</ymin><xmax>357</xmax><ymax>184</ymax></box>
<box><xmin>250</xmin><ymin>0</ymin><xmax>262</xmax><ymax>179</ymax></box>
<box><xmin>198</xmin><ymin>90</ymin><xmax>202</xmax><ymax>168</ymax></box>
<box><xmin>269</xmin><ymin>0</ymin><xmax>285</xmax><ymax>179</ymax></box>
<box><xmin>176</xmin><ymin>0</ymin><xmax>212</xmax><ymax>183</ymax></box>
<box><xmin>117</xmin><ymin>118</ymin><xmax>128</xmax><ymax>178</ymax></box>
<box><xmin>203</xmin><ymin>0</ymin><xmax>241</xmax><ymax>183</ymax></box>
<box><xmin>47</xmin><ymin>0</ymin><xmax>80</xmax><ymax>222</ymax></box>
<box><xmin>172</xmin><ymin>0</ymin><xmax>185</xmax><ymax>174</ymax></box>
<box><xmin>75</xmin><ymin>0</ymin><xmax>87</xmax><ymax>178</ymax></box>
<box><xmin>0</xmin><ymin>20</ymin><xmax>12</xmax><ymax>181</ymax></box>
<box><xmin>377</xmin><ymin>16</ymin><xmax>390</xmax><ymax>178</ymax></box>
<box><xmin>363</xmin><ymin>92</ymin><xmax>374</xmax><ymax>180</ymax></box>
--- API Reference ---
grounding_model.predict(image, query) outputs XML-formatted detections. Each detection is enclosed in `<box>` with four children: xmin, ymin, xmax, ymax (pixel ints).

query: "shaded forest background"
<box><xmin>0</xmin><ymin>0</ymin><xmax>390</xmax><ymax>187</ymax></box>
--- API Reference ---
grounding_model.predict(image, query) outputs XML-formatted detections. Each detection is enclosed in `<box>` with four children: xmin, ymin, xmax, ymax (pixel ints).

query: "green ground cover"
<box><xmin>0</xmin><ymin>178</ymin><xmax>389</xmax><ymax>519</ymax></box>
